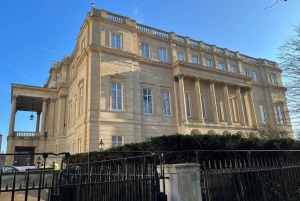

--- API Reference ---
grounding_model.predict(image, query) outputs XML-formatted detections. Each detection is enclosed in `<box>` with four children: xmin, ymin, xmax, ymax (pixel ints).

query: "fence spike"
<box><xmin>5</xmin><ymin>183</ymin><xmax>8</xmax><ymax>190</ymax></box>
<box><xmin>32</xmin><ymin>181</ymin><xmax>35</xmax><ymax>188</ymax></box>
<box><xmin>19</xmin><ymin>183</ymin><xmax>22</xmax><ymax>189</ymax></box>
<box><xmin>45</xmin><ymin>181</ymin><xmax>47</xmax><ymax>188</ymax></box>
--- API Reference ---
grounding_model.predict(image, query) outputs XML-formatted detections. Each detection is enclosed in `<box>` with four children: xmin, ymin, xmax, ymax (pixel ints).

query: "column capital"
<box><xmin>43</xmin><ymin>98</ymin><xmax>48</xmax><ymax>102</ymax></box>
<box><xmin>209</xmin><ymin>79</ymin><xmax>215</xmax><ymax>85</ymax></box>
<box><xmin>177</xmin><ymin>73</ymin><xmax>185</xmax><ymax>80</ymax></box>
<box><xmin>193</xmin><ymin>76</ymin><xmax>200</xmax><ymax>82</ymax></box>
<box><xmin>245</xmin><ymin>87</ymin><xmax>252</xmax><ymax>92</ymax></box>
<box><xmin>222</xmin><ymin>82</ymin><xmax>228</xmax><ymax>87</ymax></box>
<box><xmin>59</xmin><ymin>94</ymin><xmax>68</xmax><ymax>99</ymax></box>
<box><xmin>50</xmin><ymin>98</ymin><xmax>57</xmax><ymax>102</ymax></box>
<box><xmin>235</xmin><ymin>85</ymin><xmax>241</xmax><ymax>90</ymax></box>
<box><xmin>12</xmin><ymin>95</ymin><xmax>18</xmax><ymax>99</ymax></box>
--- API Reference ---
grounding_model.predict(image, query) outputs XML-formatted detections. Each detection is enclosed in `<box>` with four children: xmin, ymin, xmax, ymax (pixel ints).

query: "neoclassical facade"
<box><xmin>6</xmin><ymin>8</ymin><xmax>293</xmax><ymax>165</ymax></box>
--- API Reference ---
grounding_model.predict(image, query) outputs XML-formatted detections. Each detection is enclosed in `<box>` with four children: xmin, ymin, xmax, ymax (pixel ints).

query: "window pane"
<box><xmin>206</xmin><ymin>60</ymin><xmax>211</xmax><ymax>67</ymax></box>
<box><xmin>231</xmin><ymin>66</ymin><xmax>236</xmax><ymax>73</ymax></box>
<box><xmin>277</xmin><ymin>106</ymin><xmax>284</xmax><ymax>124</ymax></box>
<box><xmin>219</xmin><ymin>63</ymin><xmax>224</xmax><ymax>70</ymax></box>
<box><xmin>178</xmin><ymin>53</ymin><xmax>184</xmax><ymax>61</ymax></box>
<box><xmin>143</xmin><ymin>89</ymin><xmax>152</xmax><ymax>114</ymax></box>
<box><xmin>243</xmin><ymin>69</ymin><xmax>248</xmax><ymax>76</ymax></box>
<box><xmin>162</xmin><ymin>92</ymin><xmax>171</xmax><ymax>116</ymax></box>
<box><xmin>192</xmin><ymin>56</ymin><xmax>198</xmax><ymax>64</ymax></box>
<box><xmin>259</xmin><ymin>105</ymin><xmax>266</xmax><ymax>124</ymax></box>
<box><xmin>201</xmin><ymin>96</ymin><xmax>206</xmax><ymax>118</ymax></box>
<box><xmin>159</xmin><ymin>48</ymin><xmax>166</xmax><ymax>62</ymax></box>
<box><xmin>185</xmin><ymin>94</ymin><xmax>190</xmax><ymax>117</ymax></box>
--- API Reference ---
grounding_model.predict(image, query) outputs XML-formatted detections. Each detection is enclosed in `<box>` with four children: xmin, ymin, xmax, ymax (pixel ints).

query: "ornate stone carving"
<box><xmin>222</xmin><ymin>82</ymin><xmax>228</xmax><ymax>87</ymax></box>
<box><xmin>234</xmin><ymin>85</ymin><xmax>241</xmax><ymax>90</ymax></box>
<box><xmin>193</xmin><ymin>76</ymin><xmax>200</xmax><ymax>82</ymax></box>
<box><xmin>177</xmin><ymin>73</ymin><xmax>185</xmax><ymax>80</ymax></box>
<box><xmin>209</xmin><ymin>79</ymin><xmax>215</xmax><ymax>85</ymax></box>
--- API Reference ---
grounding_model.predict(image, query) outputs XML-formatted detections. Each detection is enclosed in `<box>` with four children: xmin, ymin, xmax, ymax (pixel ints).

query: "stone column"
<box><xmin>243</xmin><ymin>92</ymin><xmax>252</xmax><ymax>126</ymax></box>
<box><xmin>237</xmin><ymin>61</ymin><xmax>243</xmax><ymax>75</ymax></box>
<box><xmin>35</xmin><ymin>112</ymin><xmax>41</xmax><ymax>132</ymax></box>
<box><xmin>209</xmin><ymin>80</ymin><xmax>219</xmax><ymax>124</ymax></box>
<box><xmin>222</xmin><ymin>83</ymin><xmax>233</xmax><ymax>125</ymax></box>
<box><xmin>246</xmin><ymin>87</ymin><xmax>257</xmax><ymax>125</ymax></box>
<box><xmin>178</xmin><ymin>74</ymin><xmax>187</xmax><ymax>122</ymax></box>
<box><xmin>235</xmin><ymin>85</ymin><xmax>246</xmax><ymax>126</ymax></box>
<box><xmin>8</xmin><ymin>95</ymin><xmax>17</xmax><ymax>136</ymax></box>
<box><xmin>40</xmin><ymin>98</ymin><xmax>47</xmax><ymax>137</ymax></box>
<box><xmin>48</xmin><ymin>98</ymin><xmax>56</xmax><ymax>137</ymax></box>
<box><xmin>194</xmin><ymin>77</ymin><xmax>204</xmax><ymax>123</ymax></box>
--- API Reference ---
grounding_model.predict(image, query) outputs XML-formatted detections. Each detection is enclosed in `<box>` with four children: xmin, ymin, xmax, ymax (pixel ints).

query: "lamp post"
<box><xmin>37</xmin><ymin>156</ymin><xmax>41</xmax><ymax>168</ymax></box>
<box><xmin>99</xmin><ymin>139</ymin><xmax>104</xmax><ymax>150</ymax></box>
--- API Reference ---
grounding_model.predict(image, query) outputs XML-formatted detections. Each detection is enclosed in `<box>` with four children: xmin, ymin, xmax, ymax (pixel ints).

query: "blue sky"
<box><xmin>0</xmin><ymin>0</ymin><xmax>299</xmax><ymax>152</ymax></box>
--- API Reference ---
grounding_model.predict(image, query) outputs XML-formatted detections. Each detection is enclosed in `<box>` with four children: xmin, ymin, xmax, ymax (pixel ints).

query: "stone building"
<box><xmin>6</xmin><ymin>8</ymin><xmax>292</xmax><ymax>165</ymax></box>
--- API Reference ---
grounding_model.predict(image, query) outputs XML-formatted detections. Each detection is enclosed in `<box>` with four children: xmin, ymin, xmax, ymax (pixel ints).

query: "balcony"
<box><xmin>13</xmin><ymin>131</ymin><xmax>40</xmax><ymax>137</ymax></box>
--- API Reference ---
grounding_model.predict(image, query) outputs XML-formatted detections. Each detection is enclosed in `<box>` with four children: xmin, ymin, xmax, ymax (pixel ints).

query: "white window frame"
<box><xmin>259</xmin><ymin>105</ymin><xmax>267</xmax><ymax>124</ymax></box>
<box><xmin>206</xmin><ymin>59</ymin><xmax>212</xmax><ymax>67</ymax></box>
<box><xmin>79</xmin><ymin>88</ymin><xmax>83</xmax><ymax>115</ymax></box>
<box><xmin>219</xmin><ymin>63</ymin><xmax>225</xmax><ymax>70</ymax></box>
<box><xmin>111</xmin><ymin>82</ymin><xmax>122</xmax><ymax>110</ymax></box>
<box><xmin>185</xmin><ymin>94</ymin><xmax>191</xmax><ymax>117</ymax></box>
<box><xmin>112</xmin><ymin>136</ymin><xmax>123</xmax><ymax>147</ymax></box>
<box><xmin>277</xmin><ymin>105</ymin><xmax>285</xmax><ymax>125</ymax></box>
<box><xmin>78</xmin><ymin>139</ymin><xmax>82</xmax><ymax>153</ymax></box>
<box><xmin>143</xmin><ymin>89</ymin><xmax>153</xmax><ymax>114</ymax></box>
<box><xmin>162</xmin><ymin>91</ymin><xmax>171</xmax><ymax>116</ymax></box>
<box><xmin>271</xmin><ymin>74</ymin><xmax>277</xmax><ymax>84</ymax></box>
<box><xmin>253</xmin><ymin>71</ymin><xmax>259</xmax><ymax>82</ymax></box>
<box><xmin>231</xmin><ymin>66</ymin><xmax>236</xmax><ymax>73</ymax></box>
<box><xmin>177</xmin><ymin>52</ymin><xmax>184</xmax><ymax>61</ymax></box>
<box><xmin>111</xmin><ymin>33</ymin><xmax>122</xmax><ymax>49</ymax></box>
<box><xmin>141</xmin><ymin>43</ymin><xmax>150</xmax><ymax>58</ymax></box>
<box><xmin>201</xmin><ymin>96</ymin><xmax>206</xmax><ymax>119</ymax></box>
<box><xmin>159</xmin><ymin>48</ymin><xmax>167</xmax><ymax>62</ymax></box>
<box><xmin>243</xmin><ymin>69</ymin><xmax>248</xmax><ymax>76</ymax></box>
<box><xmin>192</xmin><ymin>56</ymin><xmax>199</xmax><ymax>64</ymax></box>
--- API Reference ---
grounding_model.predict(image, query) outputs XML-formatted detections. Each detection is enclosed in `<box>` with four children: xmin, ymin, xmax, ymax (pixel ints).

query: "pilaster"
<box><xmin>194</xmin><ymin>77</ymin><xmax>204</xmax><ymax>123</ymax></box>
<box><xmin>222</xmin><ymin>83</ymin><xmax>233</xmax><ymax>125</ymax></box>
<box><xmin>209</xmin><ymin>80</ymin><xmax>219</xmax><ymax>124</ymax></box>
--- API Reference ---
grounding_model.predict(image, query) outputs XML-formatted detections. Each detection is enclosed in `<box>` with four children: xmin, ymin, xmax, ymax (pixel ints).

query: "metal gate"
<box><xmin>201</xmin><ymin>155</ymin><xmax>300</xmax><ymax>201</ymax></box>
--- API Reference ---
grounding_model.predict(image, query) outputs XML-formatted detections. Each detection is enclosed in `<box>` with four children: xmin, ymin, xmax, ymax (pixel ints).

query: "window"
<box><xmin>141</xmin><ymin>43</ymin><xmax>150</xmax><ymax>58</ymax></box>
<box><xmin>81</xmin><ymin>40</ymin><xmax>85</xmax><ymax>50</ymax></box>
<box><xmin>159</xmin><ymin>48</ymin><xmax>167</xmax><ymax>62</ymax></box>
<box><xmin>219</xmin><ymin>63</ymin><xmax>225</xmax><ymax>70</ymax></box>
<box><xmin>112</xmin><ymin>136</ymin><xmax>122</xmax><ymax>147</ymax></box>
<box><xmin>253</xmin><ymin>71</ymin><xmax>259</xmax><ymax>82</ymax></box>
<box><xmin>78</xmin><ymin>139</ymin><xmax>82</xmax><ymax>153</ymax></box>
<box><xmin>277</xmin><ymin>106</ymin><xmax>285</xmax><ymax>124</ymax></box>
<box><xmin>231</xmin><ymin>66</ymin><xmax>236</xmax><ymax>73</ymax></box>
<box><xmin>216</xmin><ymin>98</ymin><xmax>221</xmax><ymax>120</ymax></box>
<box><xmin>271</xmin><ymin>74</ymin><xmax>277</xmax><ymax>84</ymax></box>
<box><xmin>243</xmin><ymin>69</ymin><xmax>248</xmax><ymax>76</ymax></box>
<box><xmin>192</xmin><ymin>56</ymin><xmax>198</xmax><ymax>64</ymax></box>
<box><xmin>68</xmin><ymin>104</ymin><xmax>72</xmax><ymax>127</ymax></box>
<box><xmin>185</xmin><ymin>94</ymin><xmax>191</xmax><ymax>117</ymax></box>
<box><xmin>143</xmin><ymin>89</ymin><xmax>153</xmax><ymax>114</ymax></box>
<box><xmin>206</xmin><ymin>59</ymin><xmax>212</xmax><ymax>67</ymax></box>
<box><xmin>201</xmin><ymin>96</ymin><xmax>206</xmax><ymax>118</ymax></box>
<box><xmin>177</xmin><ymin>53</ymin><xmax>184</xmax><ymax>61</ymax></box>
<box><xmin>111</xmin><ymin>83</ymin><xmax>122</xmax><ymax>110</ymax></box>
<box><xmin>111</xmin><ymin>33</ymin><xmax>121</xmax><ymax>49</ymax></box>
<box><xmin>79</xmin><ymin>88</ymin><xmax>83</xmax><ymax>115</ymax></box>
<box><xmin>162</xmin><ymin>92</ymin><xmax>171</xmax><ymax>116</ymax></box>
<box><xmin>259</xmin><ymin>105</ymin><xmax>267</xmax><ymax>124</ymax></box>
<box><xmin>74</xmin><ymin>99</ymin><xmax>77</xmax><ymax>118</ymax></box>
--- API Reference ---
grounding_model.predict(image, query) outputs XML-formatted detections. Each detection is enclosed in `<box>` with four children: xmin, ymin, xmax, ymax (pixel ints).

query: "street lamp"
<box><xmin>99</xmin><ymin>139</ymin><xmax>104</xmax><ymax>150</ymax></box>
<box><xmin>37</xmin><ymin>156</ymin><xmax>41</xmax><ymax>168</ymax></box>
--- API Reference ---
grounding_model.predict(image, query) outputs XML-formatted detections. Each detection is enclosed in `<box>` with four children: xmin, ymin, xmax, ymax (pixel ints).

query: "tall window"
<box><xmin>159</xmin><ymin>48</ymin><xmax>167</xmax><ymax>62</ymax></box>
<box><xmin>277</xmin><ymin>106</ymin><xmax>285</xmax><ymax>124</ymax></box>
<box><xmin>201</xmin><ymin>96</ymin><xmax>206</xmax><ymax>118</ymax></box>
<box><xmin>185</xmin><ymin>94</ymin><xmax>191</xmax><ymax>117</ymax></box>
<box><xmin>143</xmin><ymin>89</ymin><xmax>152</xmax><ymax>114</ymax></box>
<box><xmin>216</xmin><ymin>98</ymin><xmax>221</xmax><ymax>120</ymax></box>
<box><xmin>69</xmin><ymin>104</ymin><xmax>72</xmax><ymax>127</ymax></box>
<box><xmin>253</xmin><ymin>72</ymin><xmax>259</xmax><ymax>82</ymax></box>
<box><xmin>111</xmin><ymin>83</ymin><xmax>122</xmax><ymax>110</ymax></box>
<box><xmin>259</xmin><ymin>105</ymin><xmax>267</xmax><ymax>124</ymax></box>
<box><xmin>79</xmin><ymin>88</ymin><xmax>83</xmax><ymax>115</ymax></box>
<box><xmin>111</xmin><ymin>33</ymin><xmax>121</xmax><ymax>49</ymax></box>
<box><xmin>243</xmin><ymin>69</ymin><xmax>248</xmax><ymax>76</ymax></box>
<box><xmin>162</xmin><ymin>92</ymin><xmax>171</xmax><ymax>116</ymax></box>
<box><xmin>112</xmin><ymin>136</ymin><xmax>122</xmax><ymax>147</ymax></box>
<box><xmin>192</xmin><ymin>56</ymin><xmax>198</xmax><ymax>64</ymax></box>
<box><xmin>141</xmin><ymin>43</ymin><xmax>150</xmax><ymax>58</ymax></box>
<box><xmin>74</xmin><ymin>99</ymin><xmax>77</xmax><ymax>118</ymax></box>
<box><xmin>231</xmin><ymin>66</ymin><xmax>236</xmax><ymax>73</ymax></box>
<box><xmin>177</xmin><ymin>53</ymin><xmax>184</xmax><ymax>61</ymax></box>
<box><xmin>219</xmin><ymin>63</ymin><xmax>225</xmax><ymax>70</ymax></box>
<box><xmin>206</xmin><ymin>59</ymin><xmax>212</xmax><ymax>67</ymax></box>
<box><xmin>78</xmin><ymin>139</ymin><xmax>82</xmax><ymax>153</ymax></box>
<box><xmin>271</xmin><ymin>74</ymin><xmax>277</xmax><ymax>84</ymax></box>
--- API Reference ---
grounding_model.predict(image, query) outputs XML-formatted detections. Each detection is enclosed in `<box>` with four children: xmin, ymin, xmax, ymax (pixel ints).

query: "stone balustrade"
<box><xmin>14</xmin><ymin>131</ymin><xmax>38</xmax><ymax>137</ymax></box>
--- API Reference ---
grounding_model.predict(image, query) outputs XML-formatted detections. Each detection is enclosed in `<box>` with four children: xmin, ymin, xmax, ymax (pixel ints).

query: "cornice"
<box><xmin>11</xmin><ymin>84</ymin><xmax>57</xmax><ymax>93</ymax></box>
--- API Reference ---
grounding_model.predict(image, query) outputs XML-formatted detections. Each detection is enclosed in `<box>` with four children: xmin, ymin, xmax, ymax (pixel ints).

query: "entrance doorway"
<box><xmin>14</xmin><ymin>147</ymin><xmax>35</xmax><ymax>166</ymax></box>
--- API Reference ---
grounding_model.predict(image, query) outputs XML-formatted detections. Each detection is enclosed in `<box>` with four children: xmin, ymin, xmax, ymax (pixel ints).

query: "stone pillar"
<box><xmin>209</xmin><ymin>79</ymin><xmax>219</xmax><ymax>124</ymax></box>
<box><xmin>40</xmin><ymin>98</ymin><xmax>47</xmax><ymax>137</ymax></box>
<box><xmin>222</xmin><ymin>83</ymin><xmax>233</xmax><ymax>125</ymax></box>
<box><xmin>48</xmin><ymin>98</ymin><xmax>56</xmax><ymax>137</ymax></box>
<box><xmin>246</xmin><ymin>87</ymin><xmax>257</xmax><ymax>125</ymax></box>
<box><xmin>177</xmin><ymin>74</ymin><xmax>187</xmax><ymax>123</ymax></box>
<box><xmin>237</xmin><ymin>61</ymin><xmax>243</xmax><ymax>75</ymax></box>
<box><xmin>225</xmin><ymin>58</ymin><xmax>230</xmax><ymax>72</ymax></box>
<box><xmin>194</xmin><ymin>77</ymin><xmax>204</xmax><ymax>123</ymax></box>
<box><xmin>35</xmin><ymin>112</ymin><xmax>41</xmax><ymax>132</ymax></box>
<box><xmin>243</xmin><ymin>92</ymin><xmax>252</xmax><ymax>126</ymax></box>
<box><xmin>8</xmin><ymin>95</ymin><xmax>17</xmax><ymax>136</ymax></box>
<box><xmin>235</xmin><ymin>85</ymin><xmax>246</xmax><ymax>126</ymax></box>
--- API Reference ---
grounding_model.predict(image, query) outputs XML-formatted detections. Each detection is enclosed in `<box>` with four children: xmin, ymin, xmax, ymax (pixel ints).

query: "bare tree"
<box><xmin>278</xmin><ymin>23</ymin><xmax>300</xmax><ymax>130</ymax></box>
<box><xmin>264</xmin><ymin>0</ymin><xmax>287</xmax><ymax>9</ymax></box>
<box><xmin>253</xmin><ymin>124</ymin><xmax>289</xmax><ymax>139</ymax></box>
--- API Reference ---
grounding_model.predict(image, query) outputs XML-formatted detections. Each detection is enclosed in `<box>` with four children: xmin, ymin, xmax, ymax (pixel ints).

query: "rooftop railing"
<box><xmin>14</xmin><ymin>131</ymin><xmax>39</xmax><ymax>137</ymax></box>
